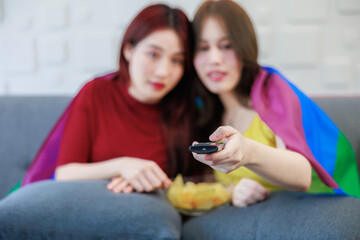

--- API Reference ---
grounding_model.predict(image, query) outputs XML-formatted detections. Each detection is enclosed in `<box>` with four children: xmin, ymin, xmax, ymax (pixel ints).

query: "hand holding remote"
<box><xmin>190</xmin><ymin>126</ymin><xmax>248</xmax><ymax>174</ymax></box>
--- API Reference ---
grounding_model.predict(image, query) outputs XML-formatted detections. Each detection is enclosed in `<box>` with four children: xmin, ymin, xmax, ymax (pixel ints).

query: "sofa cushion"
<box><xmin>182</xmin><ymin>192</ymin><xmax>360</xmax><ymax>240</ymax></box>
<box><xmin>0</xmin><ymin>180</ymin><xmax>181</xmax><ymax>240</ymax></box>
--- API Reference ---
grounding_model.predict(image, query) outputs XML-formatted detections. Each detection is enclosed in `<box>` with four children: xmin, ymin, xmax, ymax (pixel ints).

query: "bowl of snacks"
<box><xmin>166</xmin><ymin>174</ymin><xmax>231</xmax><ymax>216</ymax></box>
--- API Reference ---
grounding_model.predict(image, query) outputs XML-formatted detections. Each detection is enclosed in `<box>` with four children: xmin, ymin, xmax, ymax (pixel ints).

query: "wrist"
<box><xmin>109</xmin><ymin>157</ymin><xmax>125</xmax><ymax>177</ymax></box>
<box><xmin>242</xmin><ymin>138</ymin><xmax>259</xmax><ymax>166</ymax></box>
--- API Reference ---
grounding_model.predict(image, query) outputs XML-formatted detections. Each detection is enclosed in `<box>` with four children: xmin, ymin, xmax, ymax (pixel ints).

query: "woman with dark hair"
<box><xmin>191</xmin><ymin>0</ymin><xmax>311</xmax><ymax>203</ymax></box>
<box><xmin>0</xmin><ymin>4</ymin><xmax>199</xmax><ymax>239</ymax></box>
<box><xmin>183</xmin><ymin>0</ymin><xmax>360</xmax><ymax>239</ymax></box>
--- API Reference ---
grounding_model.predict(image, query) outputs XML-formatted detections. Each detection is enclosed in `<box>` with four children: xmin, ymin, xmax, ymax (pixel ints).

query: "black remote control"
<box><xmin>189</xmin><ymin>141</ymin><xmax>224</xmax><ymax>154</ymax></box>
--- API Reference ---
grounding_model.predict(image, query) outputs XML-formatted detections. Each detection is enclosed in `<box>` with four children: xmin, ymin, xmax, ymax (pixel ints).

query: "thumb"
<box><xmin>209</xmin><ymin>126</ymin><xmax>238</xmax><ymax>141</ymax></box>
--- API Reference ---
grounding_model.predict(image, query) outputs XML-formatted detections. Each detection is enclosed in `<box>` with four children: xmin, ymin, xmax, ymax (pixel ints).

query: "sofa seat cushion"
<box><xmin>0</xmin><ymin>180</ymin><xmax>181</xmax><ymax>240</ymax></box>
<box><xmin>182</xmin><ymin>191</ymin><xmax>360</xmax><ymax>240</ymax></box>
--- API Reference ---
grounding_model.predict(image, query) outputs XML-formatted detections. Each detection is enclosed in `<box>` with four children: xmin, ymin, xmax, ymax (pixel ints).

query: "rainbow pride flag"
<box><xmin>14</xmin><ymin>68</ymin><xmax>359</xmax><ymax>198</ymax></box>
<box><xmin>251</xmin><ymin>67</ymin><xmax>360</xmax><ymax>197</ymax></box>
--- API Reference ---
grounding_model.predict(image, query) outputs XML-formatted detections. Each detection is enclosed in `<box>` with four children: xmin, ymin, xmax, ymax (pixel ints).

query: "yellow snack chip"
<box><xmin>166</xmin><ymin>174</ymin><xmax>231</xmax><ymax>211</ymax></box>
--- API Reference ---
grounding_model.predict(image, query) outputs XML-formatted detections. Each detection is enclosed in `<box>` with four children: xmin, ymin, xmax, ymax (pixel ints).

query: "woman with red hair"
<box><xmin>0</xmin><ymin>4</ymin><xmax>199</xmax><ymax>239</ymax></box>
<box><xmin>54</xmin><ymin>3</ymin><xmax>197</xmax><ymax>194</ymax></box>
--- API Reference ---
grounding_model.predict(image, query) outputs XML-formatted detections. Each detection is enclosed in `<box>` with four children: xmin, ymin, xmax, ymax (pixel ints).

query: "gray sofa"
<box><xmin>0</xmin><ymin>96</ymin><xmax>359</xmax><ymax>199</ymax></box>
<box><xmin>0</xmin><ymin>96</ymin><xmax>359</xmax><ymax>239</ymax></box>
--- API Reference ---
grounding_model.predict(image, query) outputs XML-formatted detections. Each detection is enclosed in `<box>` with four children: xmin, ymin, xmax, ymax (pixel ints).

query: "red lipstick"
<box><xmin>151</xmin><ymin>82</ymin><xmax>165</xmax><ymax>90</ymax></box>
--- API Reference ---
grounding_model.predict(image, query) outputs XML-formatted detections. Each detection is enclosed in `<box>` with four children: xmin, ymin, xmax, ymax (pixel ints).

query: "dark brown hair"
<box><xmin>117</xmin><ymin>4</ymin><xmax>198</xmax><ymax>176</ymax></box>
<box><xmin>193</xmin><ymin>0</ymin><xmax>261</xmax><ymax>137</ymax></box>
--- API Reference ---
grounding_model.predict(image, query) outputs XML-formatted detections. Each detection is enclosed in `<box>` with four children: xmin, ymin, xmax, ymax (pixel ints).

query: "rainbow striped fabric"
<box><xmin>251</xmin><ymin>67</ymin><xmax>360</xmax><ymax>197</ymax></box>
<box><xmin>14</xmin><ymin>68</ymin><xmax>359</xmax><ymax>198</ymax></box>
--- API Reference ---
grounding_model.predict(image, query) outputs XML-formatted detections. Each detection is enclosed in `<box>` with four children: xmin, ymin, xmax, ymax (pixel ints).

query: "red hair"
<box><xmin>116</xmin><ymin>4</ymin><xmax>198</xmax><ymax>177</ymax></box>
<box><xmin>118</xmin><ymin>4</ymin><xmax>192</xmax><ymax>85</ymax></box>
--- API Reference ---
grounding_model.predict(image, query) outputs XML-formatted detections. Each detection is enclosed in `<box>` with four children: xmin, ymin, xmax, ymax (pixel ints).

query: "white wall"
<box><xmin>0</xmin><ymin>0</ymin><xmax>359</xmax><ymax>96</ymax></box>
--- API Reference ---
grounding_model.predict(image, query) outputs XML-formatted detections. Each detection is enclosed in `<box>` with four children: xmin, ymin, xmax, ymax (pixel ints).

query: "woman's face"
<box><xmin>194</xmin><ymin>17</ymin><xmax>243</xmax><ymax>95</ymax></box>
<box><xmin>125</xmin><ymin>29</ymin><xmax>185</xmax><ymax>104</ymax></box>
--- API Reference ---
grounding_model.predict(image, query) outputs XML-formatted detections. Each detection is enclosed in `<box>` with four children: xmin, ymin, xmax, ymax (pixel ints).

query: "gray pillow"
<box><xmin>0</xmin><ymin>180</ymin><xmax>181</xmax><ymax>240</ymax></box>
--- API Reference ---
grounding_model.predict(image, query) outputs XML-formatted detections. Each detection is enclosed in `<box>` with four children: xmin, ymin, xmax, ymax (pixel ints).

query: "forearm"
<box><xmin>55</xmin><ymin>159</ymin><xmax>120</xmax><ymax>181</ymax></box>
<box><xmin>244</xmin><ymin>138</ymin><xmax>312</xmax><ymax>192</ymax></box>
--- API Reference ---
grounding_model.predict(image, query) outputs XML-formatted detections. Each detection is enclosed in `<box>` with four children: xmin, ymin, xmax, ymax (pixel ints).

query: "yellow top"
<box><xmin>215</xmin><ymin>114</ymin><xmax>284</xmax><ymax>191</ymax></box>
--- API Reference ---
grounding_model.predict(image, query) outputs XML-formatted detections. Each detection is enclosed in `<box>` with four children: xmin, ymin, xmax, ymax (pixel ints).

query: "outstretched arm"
<box><xmin>192</xmin><ymin>126</ymin><xmax>312</xmax><ymax>192</ymax></box>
